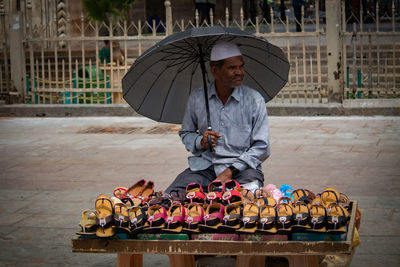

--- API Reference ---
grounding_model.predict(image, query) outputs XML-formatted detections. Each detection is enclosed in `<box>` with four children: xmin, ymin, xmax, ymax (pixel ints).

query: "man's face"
<box><xmin>212</xmin><ymin>56</ymin><xmax>245</xmax><ymax>90</ymax></box>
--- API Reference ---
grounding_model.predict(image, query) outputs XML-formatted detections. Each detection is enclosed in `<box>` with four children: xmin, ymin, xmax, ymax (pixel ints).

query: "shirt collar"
<box><xmin>209</xmin><ymin>81</ymin><xmax>241</xmax><ymax>102</ymax></box>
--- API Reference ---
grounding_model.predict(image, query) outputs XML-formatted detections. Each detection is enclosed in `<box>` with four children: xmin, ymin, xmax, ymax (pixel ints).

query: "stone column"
<box><xmin>165</xmin><ymin>0</ymin><xmax>172</xmax><ymax>35</ymax></box>
<box><xmin>9</xmin><ymin>3</ymin><xmax>26</xmax><ymax>101</ymax></box>
<box><xmin>325</xmin><ymin>0</ymin><xmax>343</xmax><ymax>102</ymax></box>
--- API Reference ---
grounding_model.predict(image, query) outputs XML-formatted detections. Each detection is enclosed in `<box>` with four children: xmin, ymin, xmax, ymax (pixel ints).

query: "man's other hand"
<box><xmin>201</xmin><ymin>131</ymin><xmax>221</xmax><ymax>149</ymax></box>
<box><xmin>214</xmin><ymin>168</ymin><xmax>232</xmax><ymax>183</ymax></box>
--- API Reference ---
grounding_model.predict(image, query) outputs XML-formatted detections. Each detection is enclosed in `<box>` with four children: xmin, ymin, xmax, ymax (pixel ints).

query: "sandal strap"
<box><xmin>96</xmin><ymin>215</ymin><xmax>113</xmax><ymax>228</ymax></box>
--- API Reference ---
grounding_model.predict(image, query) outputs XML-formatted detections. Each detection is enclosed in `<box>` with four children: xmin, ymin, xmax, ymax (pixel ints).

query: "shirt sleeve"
<box><xmin>179</xmin><ymin>91</ymin><xmax>204</xmax><ymax>154</ymax></box>
<box><xmin>232</xmin><ymin>97</ymin><xmax>270</xmax><ymax>171</ymax></box>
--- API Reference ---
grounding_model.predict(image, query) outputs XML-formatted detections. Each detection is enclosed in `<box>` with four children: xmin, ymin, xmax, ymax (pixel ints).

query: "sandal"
<box><xmin>307</xmin><ymin>203</ymin><xmax>327</xmax><ymax>233</ymax></box>
<box><xmin>186</xmin><ymin>191</ymin><xmax>205</xmax><ymax>205</ymax></box>
<box><xmin>326</xmin><ymin>203</ymin><xmax>349</xmax><ymax>234</ymax></box>
<box><xmin>143</xmin><ymin>204</ymin><xmax>167</xmax><ymax>233</ymax></box>
<box><xmin>129</xmin><ymin>206</ymin><xmax>147</xmax><ymax>233</ymax></box>
<box><xmin>95</xmin><ymin>194</ymin><xmax>115</xmax><ymax>237</ymax></box>
<box><xmin>256</xmin><ymin>204</ymin><xmax>277</xmax><ymax>234</ymax></box>
<box><xmin>223</xmin><ymin>180</ymin><xmax>240</xmax><ymax>192</ymax></box>
<box><xmin>241</xmin><ymin>189</ymin><xmax>255</xmax><ymax>205</ymax></box>
<box><xmin>123</xmin><ymin>179</ymin><xmax>146</xmax><ymax>199</ymax></box>
<box><xmin>291</xmin><ymin>189</ymin><xmax>315</xmax><ymax>204</ymax></box>
<box><xmin>276</xmin><ymin>197</ymin><xmax>294</xmax><ymax>234</ymax></box>
<box><xmin>162</xmin><ymin>203</ymin><xmax>186</xmax><ymax>233</ymax></box>
<box><xmin>113</xmin><ymin>186</ymin><xmax>128</xmax><ymax>199</ymax></box>
<box><xmin>199</xmin><ymin>203</ymin><xmax>224</xmax><ymax>232</ymax></box>
<box><xmin>206</xmin><ymin>181</ymin><xmax>223</xmax><ymax>205</ymax></box>
<box><xmin>218</xmin><ymin>204</ymin><xmax>242</xmax><ymax>232</ymax></box>
<box><xmin>237</xmin><ymin>203</ymin><xmax>259</xmax><ymax>234</ymax></box>
<box><xmin>182</xmin><ymin>203</ymin><xmax>205</xmax><ymax>234</ymax></box>
<box><xmin>114</xmin><ymin>203</ymin><xmax>131</xmax><ymax>234</ymax></box>
<box><xmin>291</xmin><ymin>202</ymin><xmax>311</xmax><ymax>232</ymax></box>
<box><xmin>76</xmin><ymin>209</ymin><xmax>97</xmax><ymax>235</ymax></box>
<box><xmin>320</xmin><ymin>187</ymin><xmax>340</xmax><ymax>207</ymax></box>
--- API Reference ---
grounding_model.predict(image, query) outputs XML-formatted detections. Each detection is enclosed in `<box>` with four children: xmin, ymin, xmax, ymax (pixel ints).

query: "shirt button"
<box><xmin>221</xmin><ymin>122</ymin><xmax>224</xmax><ymax>126</ymax></box>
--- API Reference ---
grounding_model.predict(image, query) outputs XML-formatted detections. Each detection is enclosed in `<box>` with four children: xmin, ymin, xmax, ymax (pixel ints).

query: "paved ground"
<box><xmin>0</xmin><ymin>116</ymin><xmax>399</xmax><ymax>266</ymax></box>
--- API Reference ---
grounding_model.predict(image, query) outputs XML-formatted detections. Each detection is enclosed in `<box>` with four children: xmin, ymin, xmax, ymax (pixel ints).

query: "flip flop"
<box><xmin>326</xmin><ymin>203</ymin><xmax>349</xmax><ymax>234</ymax></box>
<box><xmin>206</xmin><ymin>181</ymin><xmax>223</xmax><ymax>205</ymax></box>
<box><xmin>199</xmin><ymin>203</ymin><xmax>224</xmax><ymax>232</ymax></box>
<box><xmin>255</xmin><ymin>196</ymin><xmax>277</xmax><ymax>208</ymax></box>
<box><xmin>222</xmin><ymin>189</ymin><xmax>243</xmax><ymax>206</ymax></box>
<box><xmin>241</xmin><ymin>189</ymin><xmax>255</xmax><ymax>205</ymax></box>
<box><xmin>223</xmin><ymin>180</ymin><xmax>240</xmax><ymax>192</ymax></box>
<box><xmin>95</xmin><ymin>194</ymin><xmax>115</xmax><ymax>238</ymax></box>
<box><xmin>162</xmin><ymin>203</ymin><xmax>186</xmax><ymax>233</ymax></box>
<box><xmin>321</xmin><ymin>187</ymin><xmax>340</xmax><ymax>207</ymax></box>
<box><xmin>186</xmin><ymin>190</ymin><xmax>205</xmax><ymax>205</ymax></box>
<box><xmin>307</xmin><ymin>203</ymin><xmax>327</xmax><ymax>233</ymax></box>
<box><xmin>129</xmin><ymin>206</ymin><xmax>148</xmax><ymax>234</ymax></box>
<box><xmin>237</xmin><ymin>203</ymin><xmax>259</xmax><ymax>234</ymax></box>
<box><xmin>218</xmin><ymin>204</ymin><xmax>242</xmax><ymax>232</ymax></box>
<box><xmin>114</xmin><ymin>203</ymin><xmax>131</xmax><ymax>234</ymax></box>
<box><xmin>76</xmin><ymin>209</ymin><xmax>97</xmax><ymax>235</ymax></box>
<box><xmin>291</xmin><ymin>202</ymin><xmax>311</xmax><ymax>232</ymax></box>
<box><xmin>256</xmin><ymin>204</ymin><xmax>277</xmax><ymax>234</ymax></box>
<box><xmin>291</xmin><ymin>189</ymin><xmax>315</xmax><ymax>204</ymax></box>
<box><xmin>182</xmin><ymin>203</ymin><xmax>205</xmax><ymax>234</ymax></box>
<box><xmin>143</xmin><ymin>204</ymin><xmax>167</xmax><ymax>233</ymax></box>
<box><xmin>276</xmin><ymin>197</ymin><xmax>294</xmax><ymax>234</ymax></box>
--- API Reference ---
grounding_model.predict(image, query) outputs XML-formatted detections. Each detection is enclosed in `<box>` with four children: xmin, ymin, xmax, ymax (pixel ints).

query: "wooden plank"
<box><xmin>72</xmin><ymin>239</ymin><xmax>352</xmax><ymax>256</ymax></box>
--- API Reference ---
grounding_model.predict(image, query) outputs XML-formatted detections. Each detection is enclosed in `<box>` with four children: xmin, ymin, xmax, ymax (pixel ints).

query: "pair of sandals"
<box><xmin>113</xmin><ymin>179</ymin><xmax>155</xmax><ymax>207</ymax></box>
<box><xmin>308</xmin><ymin>187</ymin><xmax>350</xmax><ymax>234</ymax></box>
<box><xmin>94</xmin><ymin>194</ymin><xmax>148</xmax><ymax>238</ymax></box>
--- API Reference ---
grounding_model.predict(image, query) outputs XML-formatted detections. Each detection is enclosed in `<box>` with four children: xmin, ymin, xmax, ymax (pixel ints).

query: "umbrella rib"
<box><xmin>245</xmin><ymin>70</ymin><xmax>273</xmax><ymax>100</ymax></box>
<box><xmin>158</xmin><ymin>60</ymin><xmax>197</xmax><ymax>121</ymax></box>
<box><xmin>244</xmin><ymin>53</ymin><xmax>288</xmax><ymax>82</ymax></box>
<box><xmin>238</xmin><ymin>41</ymin><xmax>289</xmax><ymax>64</ymax></box>
<box><xmin>136</xmin><ymin>65</ymin><xmax>170</xmax><ymax>111</ymax></box>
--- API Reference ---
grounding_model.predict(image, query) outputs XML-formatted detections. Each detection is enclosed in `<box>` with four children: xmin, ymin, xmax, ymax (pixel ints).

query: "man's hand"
<box><xmin>214</xmin><ymin>168</ymin><xmax>233</xmax><ymax>183</ymax></box>
<box><xmin>201</xmin><ymin>131</ymin><xmax>221</xmax><ymax>149</ymax></box>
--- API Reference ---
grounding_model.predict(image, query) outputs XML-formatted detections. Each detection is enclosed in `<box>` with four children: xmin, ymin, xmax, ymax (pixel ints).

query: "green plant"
<box><xmin>82</xmin><ymin>0</ymin><xmax>136</xmax><ymax>23</ymax></box>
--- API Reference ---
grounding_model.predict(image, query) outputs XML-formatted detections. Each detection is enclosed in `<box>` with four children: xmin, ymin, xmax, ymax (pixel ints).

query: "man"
<box><xmin>165</xmin><ymin>42</ymin><xmax>270</xmax><ymax>193</ymax></box>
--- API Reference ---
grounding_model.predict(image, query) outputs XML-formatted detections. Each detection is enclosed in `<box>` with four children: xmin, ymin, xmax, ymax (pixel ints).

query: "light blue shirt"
<box><xmin>179</xmin><ymin>81</ymin><xmax>270</xmax><ymax>176</ymax></box>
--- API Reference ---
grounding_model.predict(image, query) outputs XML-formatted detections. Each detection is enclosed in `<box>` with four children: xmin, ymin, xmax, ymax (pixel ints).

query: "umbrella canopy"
<box><xmin>122</xmin><ymin>26</ymin><xmax>289</xmax><ymax>124</ymax></box>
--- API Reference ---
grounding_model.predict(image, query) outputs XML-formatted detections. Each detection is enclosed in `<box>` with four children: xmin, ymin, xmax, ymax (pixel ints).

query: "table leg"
<box><xmin>286</xmin><ymin>255</ymin><xmax>319</xmax><ymax>267</ymax></box>
<box><xmin>236</xmin><ymin>255</ymin><xmax>265</xmax><ymax>267</ymax></box>
<box><xmin>117</xmin><ymin>254</ymin><xmax>143</xmax><ymax>267</ymax></box>
<box><xmin>168</xmin><ymin>254</ymin><xmax>195</xmax><ymax>267</ymax></box>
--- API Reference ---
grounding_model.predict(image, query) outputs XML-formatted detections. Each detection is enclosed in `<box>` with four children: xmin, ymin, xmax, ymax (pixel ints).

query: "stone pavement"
<box><xmin>0</xmin><ymin>116</ymin><xmax>399</xmax><ymax>266</ymax></box>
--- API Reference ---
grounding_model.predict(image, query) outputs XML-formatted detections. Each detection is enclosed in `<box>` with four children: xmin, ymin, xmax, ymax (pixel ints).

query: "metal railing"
<box><xmin>2</xmin><ymin>1</ymin><xmax>399</xmax><ymax>104</ymax></box>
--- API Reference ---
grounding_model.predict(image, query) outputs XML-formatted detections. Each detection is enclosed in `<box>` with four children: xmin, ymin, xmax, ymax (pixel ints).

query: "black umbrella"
<box><xmin>122</xmin><ymin>26</ymin><xmax>289</xmax><ymax>148</ymax></box>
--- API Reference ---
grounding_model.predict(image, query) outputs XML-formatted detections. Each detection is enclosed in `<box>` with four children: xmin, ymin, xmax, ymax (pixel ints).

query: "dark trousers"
<box><xmin>166</xmin><ymin>166</ymin><xmax>264</xmax><ymax>193</ymax></box>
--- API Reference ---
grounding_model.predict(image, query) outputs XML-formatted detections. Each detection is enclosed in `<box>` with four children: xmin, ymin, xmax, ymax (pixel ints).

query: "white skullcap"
<box><xmin>210</xmin><ymin>42</ymin><xmax>242</xmax><ymax>61</ymax></box>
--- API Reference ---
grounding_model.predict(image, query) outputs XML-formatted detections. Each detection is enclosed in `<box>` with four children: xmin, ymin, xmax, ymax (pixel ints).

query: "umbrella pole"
<box><xmin>198</xmin><ymin>44</ymin><xmax>214</xmax><ymax>152</ymax></box>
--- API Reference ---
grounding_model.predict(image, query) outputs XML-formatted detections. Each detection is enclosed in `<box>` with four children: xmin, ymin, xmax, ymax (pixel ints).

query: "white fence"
<box><xmin>1</xmin><ymin>1</ymin><xmax>399</xmax><ymax>104</ymax></box>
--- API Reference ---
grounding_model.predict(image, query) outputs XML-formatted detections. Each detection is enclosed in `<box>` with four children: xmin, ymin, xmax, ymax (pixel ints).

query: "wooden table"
<box><xmin>72</xmin><ymin>201</ymin><xmax>357</xmax><ymax>267</ymax></box>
